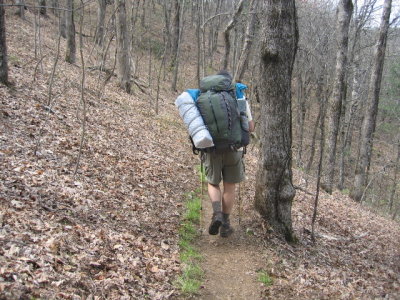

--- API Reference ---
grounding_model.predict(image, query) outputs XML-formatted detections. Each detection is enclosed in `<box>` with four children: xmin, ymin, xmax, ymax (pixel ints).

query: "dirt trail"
<box><xmin>196</xmin><ymin>190</ymin><xmax>265</xmax><ymax>300</ymax></box>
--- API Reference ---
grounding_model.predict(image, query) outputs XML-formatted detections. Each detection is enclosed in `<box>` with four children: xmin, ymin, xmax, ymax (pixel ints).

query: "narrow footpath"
<box><xmin>195</xmin><ymin>189</ymin><xmax>265</xmax><ymax>300</ymax></box>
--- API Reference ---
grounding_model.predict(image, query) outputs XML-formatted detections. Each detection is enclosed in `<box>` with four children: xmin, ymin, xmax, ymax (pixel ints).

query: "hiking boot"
<box><xmin>208</xmin><ymin>212</ymin><xmax>223</xmax><ymax>235</ymax></box>
<box><xmin>220</xmin><ymin>222</ymin><xmax>234</xmax><ymax>238</ymax></box>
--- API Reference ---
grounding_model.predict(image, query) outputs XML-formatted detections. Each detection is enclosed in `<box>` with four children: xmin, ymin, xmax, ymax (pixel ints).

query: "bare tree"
<box><xmin>95</xmin><ymin>0</ymin><xmax>107</xmax><ymax>45</ymax></box>
<box><xmin>170</xmin><ymin>0</ymin><xmax>180</xmax><ymax>69</ymax></box>
<box><xmin>254</xmin><ymin>0</ymin><xmax>298</xmax><ymax>241</ymax></box>
<box><xmin>389</xmin><ymin>139</ymin><xmax>400</xmax><ymax>211</ymax></box>
<box><xmin>222</xmin><ymin>0</ymin><xmax>245</xmax><ymax>71</ymax></box>
<box><xmin>171</xmin><ymin>0</ymin><xmax>185</xmax><ymax>91</ymax></box>
<box><xmin>15</xmin><ymin>0</ymin><xmax>25</xmax><ymax>19</ymax></box>
<box><xmin>65</xmin><ymin>0</ymin><xmax>76</xmax><ymax>64</ymax></box>
<box><xmin>233</xmin><ymin>0</ymin><xmax>257</xmax><ymax>82</ymax></box>
<box><xmin>0</xmin><ymin>0</ymin><xmax>8</xmax><ymax>84</ymax></box>
<box><xmin>115</xmin><ymin>0</ymin><xmax>131</xmax><ymax>93</ymax></box>
<box><xmin>321</xmin><ymin>0</ymin><xmax>353</xmax><ymax>194</ymax></box>
<box><xmin>39</xmin><ymin>0</ymin><xmax>46</xmax><ymax>16</ymax></box>
<box><xmin>351</xmin><ymin>0</ymin><xmax>392</xmax><ymax>202</ymax></box>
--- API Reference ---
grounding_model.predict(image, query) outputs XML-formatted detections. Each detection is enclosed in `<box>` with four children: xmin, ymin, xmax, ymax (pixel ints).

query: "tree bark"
<box><xmin>0</xmin><ymin>0</ymin><xmax>8</xmax><ymax>85</ymax></box>
<box><xmin>115</xmin><ymin>0</ymin><xmax>131</xmax><ymax>93</ymax></box>
<box><xmin>95</xmin><ymin>0</ymin><xmax>107</xmax><ymax>45</ymax></box>
<box><xmin>306</xmin><ymin>76</ymin><xmax>326</xmax><ymax>173</ymax></box>
<box><xmin>351</xmin><ymin>0</ymin><xmax>392</xmax><ymax>202</ymax></box>
<box><xmin>15</xmin><ymin>0</ymin><xmax>25</xmax><ymax>19</ymax></box>
<box><xmin>170</xmin><ymin>0</ymin><xmax>180</xmax><ymax>70</ymax></box>
<box><xmin>39</xmin><ymin>0</ymin><xmax>46</xmax><ymax>16</ymax></box>
<box><xmin>321</xmin><ymin>0</ymin><xmax>353</xmax><ymax>194</ymax></box>
<box><xmin>222</xmin><ymin>0</ymin><xmax>245</xmax><ymax>71</ymax></box>
<box><xmin>234</xmin><ymin>0</ymin><xmax>257</xmax><ymax>82</ymax></box>
<box><xmin>254</xmin><ymin>0</ymin><xmax>298</xmax><ymax>242</ymax></box>
<box><xmin>389</xmin><ymin>140</ymin><xmax>400</xmax><ymax>211</ymax></box>
<box><xmin>171</xmin><ymin>0</ymin><xmax>185</xmax><ymax>91</ymax></box>
<box><xmin>65</xmin><ymin>0</ymin><xmax>76</xmax><ymax>64</ymax></box>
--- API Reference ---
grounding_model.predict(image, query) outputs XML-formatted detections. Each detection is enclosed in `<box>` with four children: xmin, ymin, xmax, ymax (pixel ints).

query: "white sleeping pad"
<box><xmin>175</xmin><ymin>91</ymin><xmax>214</xmax><ymax>149</ymax></box>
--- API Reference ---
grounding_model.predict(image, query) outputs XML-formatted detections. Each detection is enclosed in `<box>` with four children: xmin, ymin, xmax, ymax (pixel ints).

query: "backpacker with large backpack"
<box><xmin>196</xmin><ymin>74</ymin><xmax>250</xmax><ymax>153</ymax></box>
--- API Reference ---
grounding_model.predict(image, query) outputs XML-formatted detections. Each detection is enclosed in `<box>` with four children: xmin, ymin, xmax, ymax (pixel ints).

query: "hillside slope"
<box><xmin>0</xmin><ymin>12</ymin><xmax>199</xmax><ymax>299</ymax></box>
<box><xmin>1</xmin><ymin>10</ymin><xmax>399</xmax><ymax>300</ymax></box>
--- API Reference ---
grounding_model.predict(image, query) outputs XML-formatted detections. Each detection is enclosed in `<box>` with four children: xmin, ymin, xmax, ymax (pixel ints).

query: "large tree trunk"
<box><xmin>65</xmin><ymin>0</ymin><xmax>76</xmax><ymax>64</ymax></box>
<box><xmin>254</xmin><ymin>0</ymin><xmax>298</xmax><ymax>242</ymax></box>
<box><xmin>350</xmin><ymin>0</ymin><xmax>392</xmax><ymax>202</ymax></box>
<box><xmin>321</xmin><ymin>0</ymin><xmax>353</xmax><ymax>194</ymax></box>
<box><xmin>233</xmin><ymin>0</ymin><xmax>257</xmax><ymax>82</ymax></box>
<box><xmin>0</xmin><ymin>0</ymin><xmax>8</xmax><ymax>84</ymax></box>
<box><xmin>222</xmin><ymin>0</ymin><xmax>245</xmax><ymax>71</ymax></box>
<box><xmin>115</xmin><ymin>0</ymin><xmax>131</xmax><ymax>93</ymax></box>
<box><xmin>95</xmin><ymin>0</ymin><xmax>107</xmax><ymax>45</ymax></box>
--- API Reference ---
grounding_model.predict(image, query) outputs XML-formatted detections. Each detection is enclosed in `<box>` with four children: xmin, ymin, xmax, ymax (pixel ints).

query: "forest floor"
<box><xmin>1</xmin><ymin>10</ymin><xmax>400</xmax><ymax>300</ymax></box>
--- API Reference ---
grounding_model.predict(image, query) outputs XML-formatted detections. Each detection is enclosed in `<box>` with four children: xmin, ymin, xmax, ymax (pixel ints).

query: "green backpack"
<box><xmin>196</xmin><ymin>75</ymin><xmax>249</xmax><ymax>153</ymax></box>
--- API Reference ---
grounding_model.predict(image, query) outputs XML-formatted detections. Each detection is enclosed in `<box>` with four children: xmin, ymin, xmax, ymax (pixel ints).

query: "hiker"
<box><xmin>200</xmin><ymin>70</ymin><xmax>254</xmax><ymax>237</ymax></box>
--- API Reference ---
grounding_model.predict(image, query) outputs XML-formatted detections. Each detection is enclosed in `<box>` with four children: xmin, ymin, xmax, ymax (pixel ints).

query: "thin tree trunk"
<box><xmin>306</xmin><ymin>75</ymin><xmax>325</xmax><ymax>173</ymax></box>
<box><xmin>351</xmin><ymin>0</ymin><xmax>392</xmax><ymax>202</ymax></box>
<box><xmin>389</xmin><ymin>140</ymin><xmax>400</xmax><ymax>211</ymax></box>
<box><xmin>65</xmin><ymin>0</ymin><xmax>76</xmax><ymax>64</ymax></box>
<box><xmin>95</xmin><ymin>0</ymin><xmax>106</xmax><ymax>45</ymax></box>
<box><xmin>222</xmin><ymin>0</ymin><xmax>245</xmax><ymax>71</ymax></box>
<box><xmin>171</xmin><ymin>0</ymin><xmax>185</xmax><ymax>91</ymax></box>
<box><xmin>74</xmin><ymin>0</ymin><xmax>87</xmax><ymax>176</ymax></box>
<box><xmin>170</xmin><ymin>0</ymin><xmax>180</xmax><ymax>70</ymax></box>
<box><xmin>115</xmin><ymin>0</ymin><xmax>131</xmax><ymax>93</ymax></box>
<box><xmin>254</xmin><ymin>0</ymin><xmax>298</xmax><ymax>242</ymax></box>
<box><xmin>311</xmin><ymin>94</ymin><xmax>327</xmax><ymax>243</ymax></box>
<box><xmin>321</xmin><ymin>0</ymin><xmax>353</xmax><ymax>194</ymax></box>
<box><xmin>234</xmin><ymin>0</ymin><xmax>257</xmax><ymax>82</ymax></box>
<box><xmin>39</xmin><ymin>0</ymin><xmax>46</xmax><ymax>16</ymax></box>
<box><xmin>15</xmin><ymin>0</ymin><xmax>25</xmax><ymax>19</ymax></box>
<box><xmin>0</xmin><ymin>0</ymin><xmax>8</xmax><ymax>85</ymax></box>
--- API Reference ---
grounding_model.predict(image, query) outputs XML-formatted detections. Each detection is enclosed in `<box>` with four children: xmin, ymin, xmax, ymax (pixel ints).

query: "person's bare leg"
<box><xmin>208</xmin><ymin>183</ymin><xmax>221</xmax><ymax>203</ymax></box>
<box><xmin>222</xmin><ymin>182</ymin><xmax>235</xmax><ymax>214</ymax></box>
<box><xmin>208</xmin><ymin>183</ymin><xmax>223</xmax><ymax>235</ymax></box>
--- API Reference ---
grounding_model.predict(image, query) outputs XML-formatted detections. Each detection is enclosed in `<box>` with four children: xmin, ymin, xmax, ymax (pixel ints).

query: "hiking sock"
<box><xmin>212</xmin><ymin>201</ymin><xmax>222</xmax><ymax>213</ymax></box>
<box><xmin>220</xmin><ymin>213</ymin><xmax>233</xmax><ymax>237</ymax></box>
<box><xmin>222</xmin><ymin>213</ymin><xmax>230</xmax><ymax>224</ymax></box>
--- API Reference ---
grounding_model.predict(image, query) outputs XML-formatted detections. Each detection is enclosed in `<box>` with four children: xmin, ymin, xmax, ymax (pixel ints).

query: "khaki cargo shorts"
<box><xmin>202</xmin><ymin>151</ymin><xmax>245</xmax><ymax>185</ymax></box>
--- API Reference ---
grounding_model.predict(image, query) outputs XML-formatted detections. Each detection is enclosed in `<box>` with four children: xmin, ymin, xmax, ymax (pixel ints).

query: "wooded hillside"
<box><xmin>0</xmin><ymin>0</ymin><xmax>399</xmax><ymax>299</ymax></box>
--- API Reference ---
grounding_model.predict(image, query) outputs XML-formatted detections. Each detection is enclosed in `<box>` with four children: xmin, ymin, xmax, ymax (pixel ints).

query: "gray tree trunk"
<box><xmin>321</xmin><ymin>0</ymin><xmax>353</xmax><ymax>194</ymax></box>
<box><xmin>171</xmin><ymin>0</ymin><xmax>185</xmax><ymax>91</ymax></box>
<box><xmin>254</xmin><ymin>0</ymin><xmax>298</xmax><ymax>242</ymax></box>
<box><xmin>306</xmin><ymin>76</ymin><xmax>327</xmax><ymax>174</ymax></box>
<box><xmin>39</xmin><ymin>0</ymin><xmax>46</xmax><ymax>16</ymax></box>
<box><xmin>95</xmin><ymin>0</ymin><xmax>107</xmax><ymax>45</ymax></box>
<box><xmin>170</xmin><ymin>0</ymin><xmax>180</xmax><ymax>70</ymax></box>
<box><xmin>0</xmin><ymin>0</ymin><xmax>8</xmax><ymax>84</ymax></box>
<box><xmin>222</xmin><ymin>0</ymin><xmax>245</xmax><ymax>71</ymax></box>
<box><xmin>389</xmin><ymin>140</ymin><xmax>400</xmax><ymax>211</ymax></box>
<box><xmin>351</xmin><ymin>0</ymin><xmax>392</xmax><ymax>202</ymax></box>
<box><xmin>15</xmin><ymin>0</ymin><xmax>25</xmax><ymax>19</ymax></box>
<box><xmin>115</xmin><ymin>0</ymin><xmax>131</xmax><ymax>93</ymax></box>
<box><xmin>65</xmin><ymin>0</ymin><xmax>76</xmax><ymax>64</ymax></box>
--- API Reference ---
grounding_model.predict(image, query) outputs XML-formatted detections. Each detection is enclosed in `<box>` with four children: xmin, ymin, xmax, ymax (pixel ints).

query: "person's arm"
<box><xmin>245</xmin><ymin>101</ymin><xmax>255</xmax><ymax>132</ymax></box>
<box><xmin>248</xmin><ymin>120</ymin><xmax>255</xmax><ymax>132</ymax></box>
